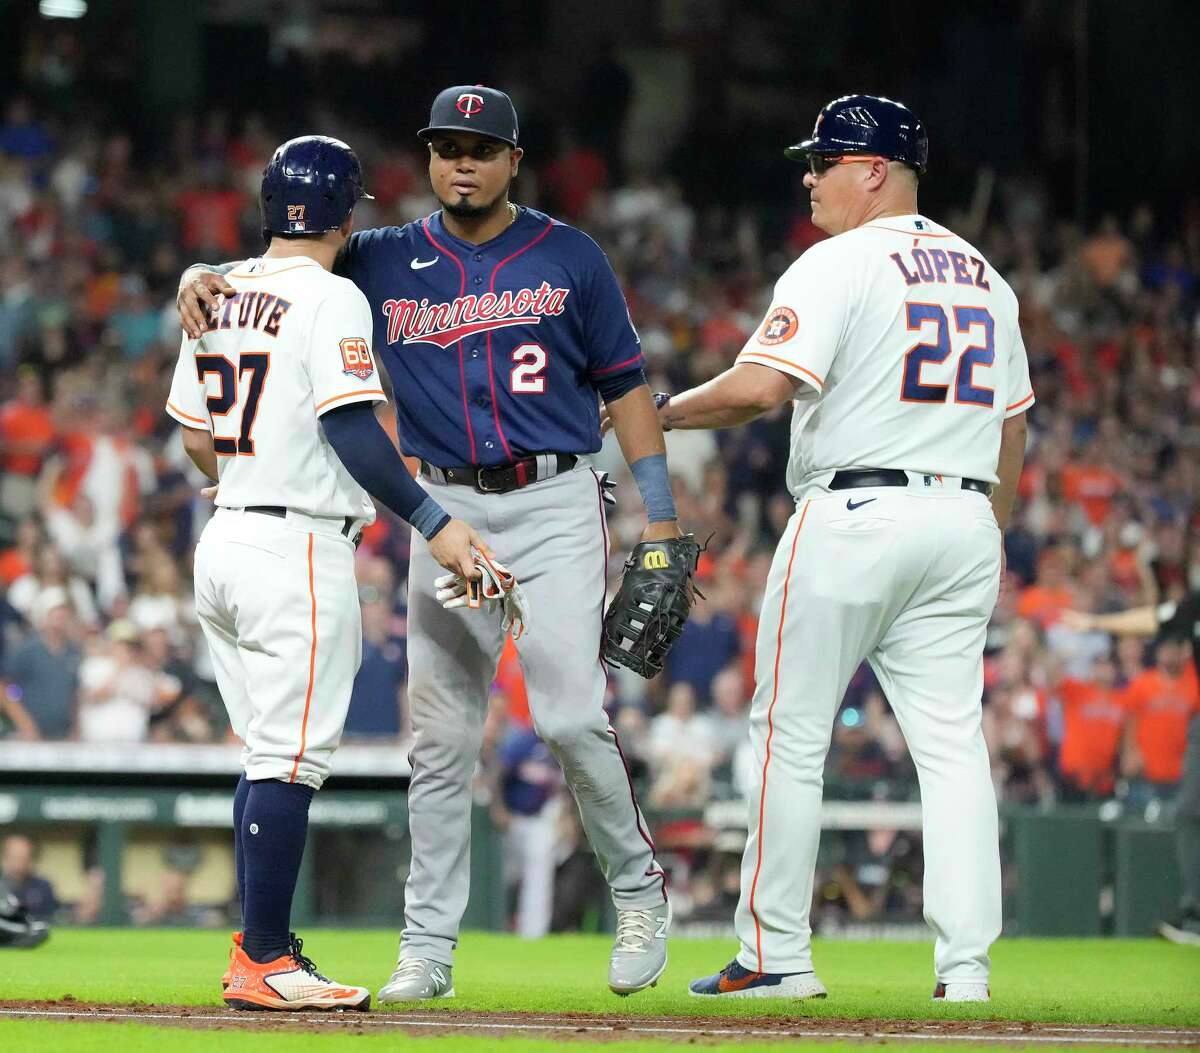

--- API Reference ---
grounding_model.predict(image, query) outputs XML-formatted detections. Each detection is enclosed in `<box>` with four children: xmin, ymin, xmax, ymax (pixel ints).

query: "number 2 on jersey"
<box><xmin>900</xmin><ymin>303</ymin><xmax>994</xmax><ymax>407</ymax></box>
<box><xmin>196</xmin><ymin>353</ymin><xmax>270</xmax><ymax>455</ymax></box>
<box><xmin>510</xmin><ymin>342</ymin><xmax>547</xmax><ymax>394</ymax></box>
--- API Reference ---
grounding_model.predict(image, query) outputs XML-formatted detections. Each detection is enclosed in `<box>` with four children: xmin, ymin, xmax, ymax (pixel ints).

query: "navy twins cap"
<box><xmin>418</xmin><ymin>85</ymin><xmax>519</xmax><ymax>147</ymax></box>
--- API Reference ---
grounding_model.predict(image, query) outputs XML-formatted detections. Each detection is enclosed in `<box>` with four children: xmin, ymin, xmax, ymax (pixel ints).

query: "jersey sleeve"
<box><xmin>308</xmin><ymin>287</ymin><xmax>388</xmax><ymax>417</ymax></box>
<box><xmin>583</xmin><ymin>241</ymin><xmax>644</xmax><ymax>380</ymax></box>
<box><xmin>164</xmin><ymin>337</ymin><xmax>210</xmax><ymax>431</ymax></box>
<box><xmin>1003</xmin><ymin>291</ymin><xmax>1035</xmax><ymax>417</ymax></box>
<box><xmin>1157</xmin><ymin>591</ymin><xmax>1199</xmax><ymax>639</ymax></box>
<box><xmin>736</xmin><ymin>243</ymin><xmax>850</xmax><ymax>394</ymax></box>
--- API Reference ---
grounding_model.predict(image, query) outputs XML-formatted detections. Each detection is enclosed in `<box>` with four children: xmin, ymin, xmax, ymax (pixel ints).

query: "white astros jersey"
<box><xmin>165</xmin><ymin>255</ymin><xmax>386</xmax><ymax>520</ymax></box>
<box><xmin>736</xmin><ymin>214</ymin><xmax>1034</xmax><ymax>494</ymax></box>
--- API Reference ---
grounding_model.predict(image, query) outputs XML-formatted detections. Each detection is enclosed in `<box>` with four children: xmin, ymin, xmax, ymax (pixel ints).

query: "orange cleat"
<box><xmin>223</xmin><ymin>934</ymin><xmax>370</xmax><ymax>1012</ymax></box>
<box><xmin>221</xmin><ymin>931</ymin><xmax>243</xmax><ymax>991</ymax></box>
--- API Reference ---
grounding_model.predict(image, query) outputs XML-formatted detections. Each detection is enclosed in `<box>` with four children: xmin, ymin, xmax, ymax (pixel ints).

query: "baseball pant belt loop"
<box><xmin>419</xmin><ymin>453</ymin><xmax>578</xmax><ymax>494</ymax></box>
<box><xmin>241</xmin><ymin>505</ymin><xmax>365</xmax><ymax>547</ymax></box>
<box><xmin>826</xmin><ymin>468</ymin><xmax>993</xmax><ymax>496</ymax></box>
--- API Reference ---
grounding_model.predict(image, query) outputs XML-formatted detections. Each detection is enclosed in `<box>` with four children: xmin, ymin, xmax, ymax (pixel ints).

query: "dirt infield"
<box><xmin>2</xmin><ymin>1001</ymin><xmax>1199</xmax><ymax>1046</ymax></box>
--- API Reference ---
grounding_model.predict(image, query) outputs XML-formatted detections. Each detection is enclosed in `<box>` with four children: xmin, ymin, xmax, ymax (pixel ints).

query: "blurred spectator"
<box><xmin>707</xmin><ymin>666</ymin><xmax>749</xmax><ymax>765</ymax></box>
<box><xmin>647</xmin><ymin>683</ymin><xmax>715</xmax><ymax>809</ymax></box>
<box><xmin>7</xmin><ymin>543</ymin><xmax>98</xmax><ymax>629</ymax></box>
<box><xmin>0</xmin><ymin>368</ymin><xmax>53</xmax><ymax>527</ymax></box>
<box><xmin>77</xmin><ymin>619</ymin><xmax>159</xmax><ymax>743</ymax></box>
<box><xmin>496</xmin><ymin>720</ymin><xmax>564</xmax><ymax>939</ymax></box>
<box><xmin>2</xmin><ymin>587</ymin><xmax>80</xmax><ymax>739</ymax></box>
<box><xmin>664</xmin><ymin>591</ymin><xmax>741</xmax><ymax>703</ymax></box>
<box><xmin>0</xmin><ymin>834</ymin><xmax>58</xmax><ymax>920</ymax></box>
<box><xmin>133</xmin><ymin>866</ymin><xmax>222</xmax><ymax>927</ymax></box>
<box><xmin>826</xmin><ymin>826</ymin><xmax>923</xmax><ymax>925</ymax></box>
<box><xmin>0</xmin><ymin>517</ymin><xmax>40</xmax><ymax>586</ymax></box>
<box><xmin>344</xmin><ymin>599</ymin><xmax>406</xmax><ymax>739</ymax></box>
<box><xmin>1017</xmin><ymin>545</ymin><xmax>1077</xmax><ymax>630</ymax></box>
<box><xmin>1053</xmin><ymin>652</ymin><xmax>1126</xmax><ymax>799</ymax></box>
<box><xmin>0</xmin><ymin>681</ymin><xmax>38</xmax><ymax>739</ymax></box>
<box><xmin>142</xmin><ymin>627</ymin><xmax>212</xmax><ymax>743</ymax></box>
<box><xmin>44</xmin><ymin>493</ymin><xmax>125</xmax><ymax>612</ymax></box>
<box><xmin>1119</xmin><ymin>637</ymin><xmax>1200</xmax><ymax>802</ymax></box>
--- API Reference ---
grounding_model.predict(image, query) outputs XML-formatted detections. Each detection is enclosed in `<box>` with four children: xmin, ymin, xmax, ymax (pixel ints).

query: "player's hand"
<box><xmin>641</xmin><ymin>519</ymin><xmax>684</xmax><ymax>543</ymax></box>
<box><xmin>1060</xmin><ymin>609</ymin><xmax>1095</xmax><ymax>632</ymax></box>
<box><xmin>428</xmin><ymin>519</ymin><xmax>492</xmax><ymax>580</ymax></box>
<box><xmin>177</xmin><ymin>269</ymin><xmax>236</xmax><ymax>339</ymax></box>
<box><xmin>200</xmin><ymin>484</ymin><xmax>218</xmax><ymax>501</ymax></box>
<box><xmin>600</xmin><ymin>405</ymin><xmax>614</xmax><ymax>436</ymax></box>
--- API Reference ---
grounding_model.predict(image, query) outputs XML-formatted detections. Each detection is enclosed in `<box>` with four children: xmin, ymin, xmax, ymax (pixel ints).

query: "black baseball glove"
<box><xmin>602</xmin><ymin>534</ymin><xmax>702</xmax><ymax>678</ymax></box>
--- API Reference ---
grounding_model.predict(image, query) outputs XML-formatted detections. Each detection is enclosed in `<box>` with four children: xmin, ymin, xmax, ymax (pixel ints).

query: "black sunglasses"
<box><xmin>807</xmin><ymin>154</ymin><xmax>880</xmax><ymax>176</ymax></box>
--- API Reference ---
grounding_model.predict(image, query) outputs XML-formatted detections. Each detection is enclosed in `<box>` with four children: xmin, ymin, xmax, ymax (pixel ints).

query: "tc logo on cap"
<box><xmin>456</xmin><ymin>92</ymin><xmax>484</xmax><ymax>118</ymax></box>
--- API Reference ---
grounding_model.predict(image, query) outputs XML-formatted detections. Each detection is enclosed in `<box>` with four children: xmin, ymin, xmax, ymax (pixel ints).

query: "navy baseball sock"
<box><xmin>240</xmin><ymin>779</ymin><xmax>315</xmax><ymax>964</ymax></box>
<box><xmin>232</xmin><ymin>772</ymin><xmax>250</xmax><ymax>919</ymax></box>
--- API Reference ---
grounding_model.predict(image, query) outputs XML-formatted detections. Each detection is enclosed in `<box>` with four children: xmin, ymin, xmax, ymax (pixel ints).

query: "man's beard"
<box><xmin>439</xmin><ymin>177</ymin><xmax>511</xmax><ymax>219</ymax></box>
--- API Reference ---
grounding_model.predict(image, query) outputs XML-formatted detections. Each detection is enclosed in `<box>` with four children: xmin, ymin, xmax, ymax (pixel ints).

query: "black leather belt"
<box><xmin>420</xmin><ymin>453</ymin><xmax>577</xmax><ymax>495</ymax></box>
<box><xmin>245</xmin><ymin>505</ymin><xmax>362</xmax><ymax>541</ymax></box>
<box><xmin>829</xmin><ymin>469</ymin><xmax>992</xmax><ymax>496</ymax></box>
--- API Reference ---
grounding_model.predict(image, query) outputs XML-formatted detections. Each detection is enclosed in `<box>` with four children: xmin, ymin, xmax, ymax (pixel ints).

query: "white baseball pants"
<box><xmin>194</xmin><ymin>506</ymin><xmax>364</xmax><ymax>790</ymax></box>
<box><xmin>735</xmin><ymin>478</ymin><xmax>1002</xmax><ymax>984</ymax></box>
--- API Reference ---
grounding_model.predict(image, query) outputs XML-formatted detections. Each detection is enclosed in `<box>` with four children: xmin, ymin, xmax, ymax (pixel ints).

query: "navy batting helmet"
<box><xmin>785</xmin><ymin>94</ymin><xmax>928</xmax><ymax>174</ymax></box>
<box><xmin>260</xmin><ymin>135</ymin><xmax>373</xmax><ymax>238</ymax></box>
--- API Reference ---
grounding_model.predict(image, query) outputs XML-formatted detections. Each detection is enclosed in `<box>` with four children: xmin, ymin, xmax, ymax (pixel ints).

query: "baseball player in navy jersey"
<box><xmin>168</xmin><ymin>136</ymin><xmax>487</xmax><ymax>1011</ymax></box>
<box><xmin>629</xmin><ymin>95</ymin><xmax>1032</xmax><ymax>1002</ymax></box>
<box><xmin>178</xmin><ymin>86</ymin><xmax>680</xmax><ymax>1000</ymax></box>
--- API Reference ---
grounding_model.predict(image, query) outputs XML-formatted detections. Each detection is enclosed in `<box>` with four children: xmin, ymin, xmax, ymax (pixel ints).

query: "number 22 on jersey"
<box><xmin>900</xmin><ymin>303</ymin><xmax>994</xmax><ymax>407</ymax></box>
<box><xmin>196</xmin><ymin>353</ymin><xmax>270</xmax><ymax>456</ymax></box>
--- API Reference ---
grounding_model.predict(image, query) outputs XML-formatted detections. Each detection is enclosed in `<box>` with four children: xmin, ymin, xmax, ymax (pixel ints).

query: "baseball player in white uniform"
<box><xmin>663</xmin><ymin>96</ymin><xmax>1033</xmax><ymax>1002</ymax></box>
<box><xmin>166</xmin><ymin>136</ymin><xmax>483</xmax><ymax>1011</ymax></box>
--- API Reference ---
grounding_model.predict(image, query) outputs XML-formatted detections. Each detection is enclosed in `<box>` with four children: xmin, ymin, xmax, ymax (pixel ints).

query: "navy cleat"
<box><xmin>688</xmin><ymin>959</ymin><xmax>827</xmax><ymax>1000</ymax></box>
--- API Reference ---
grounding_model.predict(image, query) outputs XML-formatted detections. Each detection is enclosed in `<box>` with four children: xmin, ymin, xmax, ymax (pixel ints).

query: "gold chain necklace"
<box><xmin>507</xmin><ymin>201</ymin><xmax>518</xmax><ymax>227</ymax></box>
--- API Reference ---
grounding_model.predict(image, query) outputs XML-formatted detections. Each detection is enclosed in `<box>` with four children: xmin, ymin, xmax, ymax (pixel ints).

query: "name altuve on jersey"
<box><xmin>203</xmin><ymin>291</ymin><xmax>294</xmax><ymax>337</ymax></box>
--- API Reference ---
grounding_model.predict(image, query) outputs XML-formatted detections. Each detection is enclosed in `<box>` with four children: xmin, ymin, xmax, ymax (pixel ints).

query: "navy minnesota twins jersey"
<box><xmin>337</xmin><ymin>206</ymin><xmax>643</xmax><ymax>467</ymax></box>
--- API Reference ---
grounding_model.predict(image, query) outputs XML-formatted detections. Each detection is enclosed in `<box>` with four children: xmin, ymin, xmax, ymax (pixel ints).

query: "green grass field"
<box><xmin>0</xmin><ymin>929</ymin><xmax>1196</xmax><ymax>1052</ymax></box>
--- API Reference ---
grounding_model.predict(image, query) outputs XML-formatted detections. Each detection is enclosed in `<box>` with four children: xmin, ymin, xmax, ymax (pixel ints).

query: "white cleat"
<box><xmin>608</xmin><ymin>900</ymin><xmax>670</xmax><ymax>995</ymax></box>
<box><xmin>933</xmin><ymin>981</ymin><xmax>990</xmax><ymax>1002</ymax></box>
<box><xmin>377</xmin><ymin>957</ymin><xmax>455</xmax><ymax>1002</ymax></box>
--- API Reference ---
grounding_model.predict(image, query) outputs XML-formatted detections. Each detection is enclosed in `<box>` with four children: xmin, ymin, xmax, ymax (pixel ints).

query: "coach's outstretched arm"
<box><xmin>603</xmin><ymin>383</ymin><xmax>685</xmax><ymax>543</ymax></box>
<box><xmin>661</xmin><ymin>362</ymin><xmax>801</xmax><ymax>431</ymax></box>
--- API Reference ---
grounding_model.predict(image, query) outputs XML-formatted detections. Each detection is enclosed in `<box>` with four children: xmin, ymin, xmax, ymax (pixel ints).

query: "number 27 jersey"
<box><xmin>737</xmin><ymin>215</ymin><xmax>1034</xmax><ymax>490</ymax></box>
<box><xmin>165</xmin><ymin>256</ymin><xmax>387</xmax><ymax>519</ymax></box>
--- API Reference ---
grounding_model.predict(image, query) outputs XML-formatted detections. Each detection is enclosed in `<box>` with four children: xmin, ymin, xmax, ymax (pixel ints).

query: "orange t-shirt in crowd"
<box><xmin>176</xmin><ymin>188</ymin><xmax>244</xmax><ymax>255</ymax></box>
<box><xmin>1060</xmin><ymin>463</ymin><xmax>1124</xmax><ymax>526</ymax></box>
<box><xmin>0</xmin><ymin>400</ymin><xmax>54</xmax><ymax>476</ymax></box>
<box><xmin>0</xmin><ymin>547</ymin><xmax>30</xmax><ymax>586</ymax></box>
<box><xmin>1120</xmin><ymin>667</ymin><xmax>1200</xmax><ymax>784</ymax></box>
<box><xmin>1017</xmin><ymin>584</ymin><xmax>1075</xmax><ymax>629</ymax></box>
<box><xmin>1056</xmin><ymin>678</ymin><xmax>1125</xmax><ymax>793</ymax></box>
<box><xmin>495</xmin><ymin>636</ymin><xmax>530</xmax><ymax>727</ymax></box>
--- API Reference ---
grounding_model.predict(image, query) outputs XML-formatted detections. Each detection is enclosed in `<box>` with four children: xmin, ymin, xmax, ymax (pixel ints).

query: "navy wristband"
<box><xmin>629</xmin><ymin>453</ymin><xmax>677</xmax><ymax>524</ymax></box>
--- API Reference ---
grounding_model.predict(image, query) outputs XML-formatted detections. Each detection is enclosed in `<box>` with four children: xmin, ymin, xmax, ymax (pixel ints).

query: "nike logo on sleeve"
<box><xmin>846</xmin><ymin>497</ymin><xmax>877</xmax><ymax>510</ymax></box>
<box><xmin>410</xmin><ymin>257</ymin><xmax>439</xmax><ymax>270</ymax></box>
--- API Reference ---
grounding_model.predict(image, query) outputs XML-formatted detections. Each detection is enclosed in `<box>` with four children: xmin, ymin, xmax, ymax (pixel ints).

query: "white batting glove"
<box><xmin>434</xmin><ymin>550</ymin><xmax>530</xmax><ymax>637</ymax></box>
<box><xmin>500</xmin><ymin>582</ymin><xmax>530</xmax><ymax>639</ymax></box>
<box><xmin>433</xmin><ymin>573</ymin><xmax>470</xmax><ymax>608</ymax></box>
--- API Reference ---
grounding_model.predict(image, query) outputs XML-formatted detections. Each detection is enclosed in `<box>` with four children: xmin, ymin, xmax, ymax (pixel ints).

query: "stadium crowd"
<box><xmin>0</xmin><ymin>96</ymin><xmax>1197</xmax><ymax>931</ymax></box>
